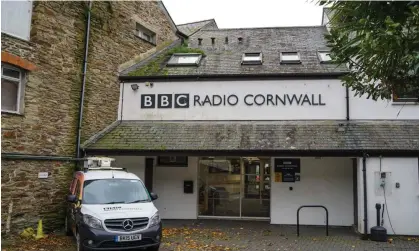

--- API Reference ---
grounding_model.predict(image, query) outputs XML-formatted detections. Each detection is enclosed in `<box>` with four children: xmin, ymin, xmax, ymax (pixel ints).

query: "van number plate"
<box><xmin>115</xmin><ymin>234</ymin><xmax>142</xmax><ymax>242</ymax></box>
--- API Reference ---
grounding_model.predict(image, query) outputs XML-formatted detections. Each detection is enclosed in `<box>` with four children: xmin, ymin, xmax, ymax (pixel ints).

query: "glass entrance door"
<box><xmin>198</xmin><ymin>157</ymin><xmax>271</xmax><ymax>218</ymax></box>
<box><xmin>242</xmin><ymin>157</ymin><xmax>271</xmax><ymax>217</ymax></box>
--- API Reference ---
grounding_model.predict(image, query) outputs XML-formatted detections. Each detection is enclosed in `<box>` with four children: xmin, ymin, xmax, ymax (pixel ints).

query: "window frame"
<box><xmin>280</xmin><ymin>51</ymin><xmax>301</xmax><ymax>64</ymax></box>
<box><xmin>135</xmin><ymin>22</ymin><xmax>156</xmax><ymax>45</ymax></box>
<box><xmin>157</xmin><ymin>156</ymin><xmax>188</xmax><ymax>166</ymax></box>
<box><xmin>1</xmin><ymin>63</ymin><xmax>24</xmax><ymax>114</ymax></box>
<box><xmin>241</xmin><ymin>52</ymin><xmax>263</xmax><ymax>65</ymax></box>
<box><xmin>166</xmin><ymin>53</ymin><xmax>203</xmax><ymax>67</ymax></box>
<box><xmin>1</xmin><ymin>0</ymin><xmax>33</xmax><ymax>41</ymax></box>
<box><xmin>392</xmin><ymin>88</ymin><xmax>419</xmax><ymax>103</ymax></box>
<box><xmin>317</xmin><ymin>50</ymin><xmax>332</xmax><ymax>64</ymax></box>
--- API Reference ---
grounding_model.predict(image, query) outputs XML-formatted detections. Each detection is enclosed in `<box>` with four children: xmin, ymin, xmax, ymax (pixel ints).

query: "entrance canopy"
<box><xmin>82</xmin><ymin>120</ymin><xmax>419</xmax><ymax>156</ymax></box>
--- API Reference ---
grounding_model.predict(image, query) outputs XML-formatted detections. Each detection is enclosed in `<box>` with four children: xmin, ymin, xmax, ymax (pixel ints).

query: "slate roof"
<box><xmin>122</xmin><ymin>25</ymin><xmax>348</xmax><ymax>77</ymax></box>
<box><xmin>82</xmin><ymin>120</ymin><xmax>419</xmax><ymax>153</ymax></box>
<box><xmin>177</xmin><ymin>19</ymin><xmax>217</xmax><ymax>36</ymax></box>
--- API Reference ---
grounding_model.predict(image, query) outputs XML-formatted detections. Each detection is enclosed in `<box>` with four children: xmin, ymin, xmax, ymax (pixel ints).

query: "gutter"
<box><xmin>75</xmin><ymin>0</ymin><xmax>92</xmax><ymax>159</ymax></box>
<box><xmin>362</xmin><ymin>153</ymin><xmax>368</xmax><ymax>240</ymax></box>
<box><xmin>82</xmin><ymin>149</ymin><xmax>419</xmax><ymax>157</ymax></box>
<box><xmin>119</xmin><ymin>72</ymin><xmax>349</xmax><ymax>82</ymax></box>
<box><xmin>2</xmin><ymin>153</ymin><xmax>86</xmax><ymax>161</ymax></box>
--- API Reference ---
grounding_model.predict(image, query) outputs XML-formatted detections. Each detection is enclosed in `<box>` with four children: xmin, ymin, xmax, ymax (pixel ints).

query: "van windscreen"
<box><xmin>82</xmin><ymin>179</ymin><xmax>151</xmax><ymax>204</ymax></box>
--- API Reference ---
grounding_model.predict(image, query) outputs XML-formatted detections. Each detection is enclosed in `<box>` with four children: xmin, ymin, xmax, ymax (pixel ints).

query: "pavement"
<box><xmin>2</xmin><ymin>219</ymin><xmax>418</xmax><ymax>251</ymax></box>
<box><xmin>160</xmin><ymin>219</ymin><xmax>419</xmax><ymax>251</ymax></box>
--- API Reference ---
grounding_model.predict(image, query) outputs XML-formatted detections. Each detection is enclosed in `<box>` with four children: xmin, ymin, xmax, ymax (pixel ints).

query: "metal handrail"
<box><xmin>297</xmin><ymin>205</ymin><xmax>329</xmax><ymax>236</ymax></box>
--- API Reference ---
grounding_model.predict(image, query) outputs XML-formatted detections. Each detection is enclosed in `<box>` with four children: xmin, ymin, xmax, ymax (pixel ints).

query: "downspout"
<box><xmin>362</xmin><ymin>153</ymin><xmax>368</xmax><ymax>240</ymax></box>
<box><xmin>346</xmin><ymin>86</ymin><xmax>350</xmax><ymax>120</ymax></box>
<box><xmin>75</xmin><ymin>1</ymin><xmax>92</xmax><ymax>159</ymax></box>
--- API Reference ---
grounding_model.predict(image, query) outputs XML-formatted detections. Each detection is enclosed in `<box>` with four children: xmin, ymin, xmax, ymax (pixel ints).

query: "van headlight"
<box><xmin>83</xmin><ymin>214</ymin><xmax>103</xmax><ymax>229</ymax></box>
<box><xmin>149</xmin><ymin>213</ymin><xmax>160</xmax><ymax>227</ymax></box>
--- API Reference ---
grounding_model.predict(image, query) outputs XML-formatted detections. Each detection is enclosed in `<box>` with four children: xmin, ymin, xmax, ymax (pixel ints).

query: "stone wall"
<box><xmin>1</xmin><ymin>1</ymin><xmax>178</xmax><ymax>234</ymax></box>
<box><xmin>81</xmin><ymin>1</ymin><xmax>178</xmax><ymax>141</ymax></box>
<box><xmin>1</xmin><ymin>160</ymin><xmax>75</xmax><ymax>233</ymax></box>
<box><xmin>1</xmin><ymin>1</ymin><xmax>85</xmax><ymax>155</ymax></box>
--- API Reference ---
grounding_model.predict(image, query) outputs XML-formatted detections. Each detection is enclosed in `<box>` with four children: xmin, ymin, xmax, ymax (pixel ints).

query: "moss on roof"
<box><xmin>127</xmin><ymin>40</ymin><xmax>205</xmax><ymax>76</ymax></box>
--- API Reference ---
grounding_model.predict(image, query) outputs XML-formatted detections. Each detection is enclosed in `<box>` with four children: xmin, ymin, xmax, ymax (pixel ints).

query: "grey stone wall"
<box><xmin>1</xmin><ymin>160</ymin><xmax>75</xmax><ymax>233</ymax></box>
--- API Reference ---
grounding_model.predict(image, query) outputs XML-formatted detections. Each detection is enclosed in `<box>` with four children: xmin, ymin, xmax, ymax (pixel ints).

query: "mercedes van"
<box><xmin>65</xmin><ymin>157</ymin><xmax>162</xmax><ymax>251</ymax></box>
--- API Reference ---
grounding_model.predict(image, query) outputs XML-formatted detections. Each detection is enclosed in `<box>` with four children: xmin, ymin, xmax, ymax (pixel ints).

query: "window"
<box><xmin>393</xmin><ymin>85</ymin><xmax>419</xmax><ymax>103</ymax></box>
<box><xmin>241</xmin><ymin>52</ymin><xmax>263</xmax><ymax>65</ymax></box>
<box><xmin>318</xmin><ymin>51</ymin><xmax>332</xmax><ymax>63</ymax></box>
<box><xmin>167</xmin><ymin>53</ymin><xmax>202</xmax><ymax>66</ymax></box>
<box><xmin>1</xmin><ymin>64</ymin><xmax>25</xmax><ymax>114</ymax></box>
<box><xmin>136</xmin><ymin>23</ymin><xmax>156</xmax><ymax>45</ymax></box>
<box><xmin>82</xmin><ymin>179</ymin><xmax>150</xmax><ymax>204</ymax></box>
<box><xmin>1</xmin><ymin>0</ymin><xmax>33</xmax><ymax>41</ymax></box>
<box><xmin>157</xmin><ymin>156</ymin><xmax>188</xmax><ymax>166</ymax></box>
<box><xmin>280</xmin><ymin>52</ymin><xmax>301</xmax><ymax>64</ymax></box>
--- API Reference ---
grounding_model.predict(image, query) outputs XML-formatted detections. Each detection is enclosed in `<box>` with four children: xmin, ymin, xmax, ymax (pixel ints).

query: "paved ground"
<box><xmin>2</xmin><ymin>219</ymin><xmax>419</xmax><ymax>251</ymax></box>
<box><xmin>160</xmin><ymin>220</ymin><xmax>419</xmax><ymax>251</ymax></box>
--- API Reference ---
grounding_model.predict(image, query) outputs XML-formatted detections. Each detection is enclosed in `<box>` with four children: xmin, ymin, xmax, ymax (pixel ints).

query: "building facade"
<box><xmin>82</xmin><ymin>15</ymin><xmax>419</xmax><ymax>236</ymax></box>
<box><xmin>1</xmin><ymin>0</ymin><xmax>181</xmax><ymax>233</ymax></box>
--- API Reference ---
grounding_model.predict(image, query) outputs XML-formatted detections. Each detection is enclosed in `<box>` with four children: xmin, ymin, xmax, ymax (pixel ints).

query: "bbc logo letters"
<box><xmin>141</xmin><ymin>94</ymin><xmax>189</xmax><ymax>109</ymax></box>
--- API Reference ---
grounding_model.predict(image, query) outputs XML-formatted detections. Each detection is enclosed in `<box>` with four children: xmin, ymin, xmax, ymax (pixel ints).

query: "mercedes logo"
<box><xmin>122</xmin><ymin>219</ymin><xmax>134</xmax><ymax>230</ymax></box>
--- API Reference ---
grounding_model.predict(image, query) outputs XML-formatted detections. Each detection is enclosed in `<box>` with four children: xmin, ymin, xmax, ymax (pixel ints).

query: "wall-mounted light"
<box><xmin>131</xmin><ymin>84</ymin><xmax>139</xmax><ymax>91</ymax></box>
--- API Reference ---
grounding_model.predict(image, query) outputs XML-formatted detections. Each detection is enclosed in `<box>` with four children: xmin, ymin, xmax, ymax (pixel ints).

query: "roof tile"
<box><xmin>82</xmin><ymin>121</ymin><xmax>419</xmax><ymax>152</ymax></box>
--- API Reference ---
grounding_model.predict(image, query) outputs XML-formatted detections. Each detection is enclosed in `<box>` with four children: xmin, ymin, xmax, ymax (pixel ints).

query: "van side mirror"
<box><xmin>150</xmin><ymin>192</ymin><xmax>158</xmax><ymax>201</ymax></box>
<box><xmin>67</xmin><ymin>194</ymin><xmax>78</xmax><ymax>203</ymax></box>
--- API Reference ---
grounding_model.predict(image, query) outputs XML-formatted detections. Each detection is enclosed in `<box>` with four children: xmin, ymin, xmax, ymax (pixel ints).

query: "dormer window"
<box><xmin>241</xmin><ymin>52</ymin><xmax>262</xmax><ymax>65</ymax></box>
<box><xmin>136</xmin><ymin>23</ymin><xmax>156</xmax><ymax>45</ymax></box>
<box><xmin>318</xmin><ymin>51</ymin><xmax>332</xmax><ymax>63</ymax></box>
<box><xmin>167</xmin><ymin>53</ymin><xmax>202</xmax><ymax>66</ymax></box>
<box><xmin>280</xmin><ymin>52</ymin><xmax>301</xmax><ymax>64</ymax></box>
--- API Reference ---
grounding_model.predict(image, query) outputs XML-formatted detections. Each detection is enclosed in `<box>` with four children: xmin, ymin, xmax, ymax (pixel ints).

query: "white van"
<box><xmin>65</xmin><ymin>157</ymin><xmax>161</xmax><ymax>251</ymax></box>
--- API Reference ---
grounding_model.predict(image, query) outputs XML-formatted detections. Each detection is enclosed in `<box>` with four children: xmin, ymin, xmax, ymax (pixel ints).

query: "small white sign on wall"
<box><xmin>38</xmin><ymin>172</ymin><xmax>49</xmax><ymax>179</ymax></box>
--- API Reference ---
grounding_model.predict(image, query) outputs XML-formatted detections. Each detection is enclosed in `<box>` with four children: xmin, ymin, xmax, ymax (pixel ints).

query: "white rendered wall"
<box><xmin>349</xmin><ymin>95</ymin><xmax>419</xmax><ymax>120</ymax></box>
<box><xmin>270</xmin><ymin>157</ymin><xmax>354</xmax><ymax>226</ymax></box>
<box><xmin>121</xmin><ymin>79</ymin><xmax>347</xmax><ymax>121</ymax></box>
<box><xmin>112</xmin><ymin>156</ymin><xmax>146</xmax><ymax>181</ymax></box>
<box><xmin>152</xmin><ymin>157</ymin><xmax>198</xmax><ymax>219</ymax></box>
<box><xmin>119</xmin><ymin>80</ymin><xmax>419</xmax><ymax>121</ymax></box>
<box><xmin>357</xmin><ymin>157</ymin><xmax>419</xmax><ymax>235</ymax></box>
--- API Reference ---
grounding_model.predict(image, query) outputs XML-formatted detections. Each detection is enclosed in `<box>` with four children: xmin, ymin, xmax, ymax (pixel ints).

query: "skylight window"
<box><xmin>318</xmin><ymin>51</ymin><xmax>332</xmax><ymax>63</ymax></box>
<box><xmin>167</xmin><ymin>53</ymin><xmax>202</xmax><ymax>66</ymax></box>
<box><xmin>241</xmin><ymin>52</ymin><xmax>263</xmax><ymax>65</ymax></box>
<box><xmin>280</xmin><ymin>52</ymin><xmax>301</xmax><ymax>64</ymax></box>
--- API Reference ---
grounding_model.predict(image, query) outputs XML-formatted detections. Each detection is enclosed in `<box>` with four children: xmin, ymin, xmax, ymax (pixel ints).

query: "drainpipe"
<box><xmin>75</xmin><ymin>1</ymin><xmax>92</xmax><ymax>159</ymax></box>
<box><xmin>346</xmin><ymin>86</ymin><xmax>350</xmax><ymax>120</ymax></box>
<box><xmin>362</xmin><ymin>153</ymin><xmax>368</xmax><ymax>240</ymax></box>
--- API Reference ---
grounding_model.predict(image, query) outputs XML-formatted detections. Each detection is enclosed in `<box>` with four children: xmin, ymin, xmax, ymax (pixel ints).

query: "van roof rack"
<box><xmin>83</xmin><ymin>166</ymin><xmax>127</xmax><ymax>172</ymax></box>
<box><xmin>83</xmin><ymin>156</ymin><xmax>127</xmax><ymax>172</ymax></box>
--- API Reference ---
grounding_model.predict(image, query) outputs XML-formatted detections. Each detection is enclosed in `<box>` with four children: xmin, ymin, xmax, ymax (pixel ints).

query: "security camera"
<box><xmin>131</xmin><ymin>84</ymin><xmax>139</xmax><ymax>91</ymax></box>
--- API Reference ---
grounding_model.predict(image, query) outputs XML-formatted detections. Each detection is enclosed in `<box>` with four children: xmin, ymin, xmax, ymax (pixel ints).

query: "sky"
<box><xmin>162</xmin><ymin>0</ymin><xmax>324</xmax><ymax>28</ymax></box>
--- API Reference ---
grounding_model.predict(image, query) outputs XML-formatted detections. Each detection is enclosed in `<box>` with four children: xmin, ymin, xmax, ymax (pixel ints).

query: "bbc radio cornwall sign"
<box><xmin>140</xmin><ymin>93</ymin><xmax>326</xmax><ymax>108</ymax></box>
<box><xmin>122</xmin><ymin>79</ymin><xmax>347</xmax><ymax>120</ymax></box>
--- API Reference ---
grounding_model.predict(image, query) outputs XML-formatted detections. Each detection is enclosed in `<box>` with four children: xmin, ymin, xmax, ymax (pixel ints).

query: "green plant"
<box><xmin>319</xmin><ymin>1</ymin><xmax>419</xmax><ymax>100</ymax></box>
<box><xmin>128</xmin><ymin>40</ymin><xmax>206</xmax><ymax>76</ymax></box>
